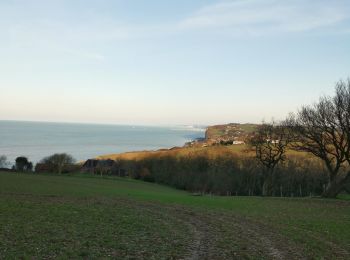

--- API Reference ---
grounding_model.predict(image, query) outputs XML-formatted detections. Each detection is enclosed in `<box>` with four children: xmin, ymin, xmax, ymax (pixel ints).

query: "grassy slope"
<box><xmin>1</xmin><ymin>172</ymin><xmax>349</xmax><ymax>259</ymax></box>
<box><xmin>205</xmin><ymin>123</ymin><xmax>257</xmax><ymax>140</ymax></box>
<box><xmin>98</xmin><ymin>144</ymin><xmax>252</xmax><ymax>161</ymax></box>
<box><xmin>98</xmin><ymin>144</ymin><xmax>312</xmax><ymax>166</ymax></box>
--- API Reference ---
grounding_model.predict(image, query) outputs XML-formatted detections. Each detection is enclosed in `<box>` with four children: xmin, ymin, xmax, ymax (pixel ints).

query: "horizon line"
<box><xmin>0</xmin><ymin>119</ymin><xmax>260</xmax><ymax>128</ymax></box>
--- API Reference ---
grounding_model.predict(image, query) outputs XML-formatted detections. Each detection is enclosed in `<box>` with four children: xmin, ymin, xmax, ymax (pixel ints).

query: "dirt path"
<box><xmin>105</xmin><ymin>199</ymin><xmax>349</xmax><ymax>259</ymax></box>
<box><xmin>178</xmin><ymin>210</ymin><xmax>307</xmax><ymax>260</ymax></box>
<box><xmin>132</xmin><ymin>202</ymin><xmax>308</xmax><ymax>259</ymax></box>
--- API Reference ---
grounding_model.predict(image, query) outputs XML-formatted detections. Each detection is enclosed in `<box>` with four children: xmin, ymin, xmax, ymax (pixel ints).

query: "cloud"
<box><xmin>2</xmin><ymin>0</ymin><xmax>349</xmax><ymax>56</ymax></box>
<box><xmin>178</xmin><ymin>0</ymin><xmax>350</xmax><ymax>35</ymax></box>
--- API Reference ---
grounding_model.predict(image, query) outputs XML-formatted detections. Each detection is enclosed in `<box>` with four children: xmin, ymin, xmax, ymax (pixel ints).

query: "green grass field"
<box><xmin>0</xmin><ymin>172</ymin><xmax>349</xmax><ymax>259</ymax></box>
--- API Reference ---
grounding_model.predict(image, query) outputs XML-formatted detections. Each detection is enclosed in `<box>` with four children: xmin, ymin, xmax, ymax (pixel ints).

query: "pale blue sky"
<box><xmin>1</xmin><ymin>0</ymin><xmax>350</xmax><ymax>125</ymax></box>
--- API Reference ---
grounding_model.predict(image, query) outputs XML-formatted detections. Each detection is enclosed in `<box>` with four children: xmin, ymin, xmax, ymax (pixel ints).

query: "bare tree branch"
<box><xmin>287</xmin><ymin>79</ymin><xmax>350</xmax><ymax>198</ymax></box>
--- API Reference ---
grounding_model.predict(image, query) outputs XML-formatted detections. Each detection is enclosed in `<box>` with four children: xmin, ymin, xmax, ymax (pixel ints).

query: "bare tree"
<box><xmin>287</xmin><ymin>79</ymin><xmax>350</xmax><ymax>198</ymax></box>
<box><xmin>249</xmin><ymin>122</ymin><xmax>291</xmax><ymax>196</ymax></box>
<box><xmin>334</xmin><ymin>80</ymin><xmax>350</xmax><ymax>164</ymax></box>
<box><xmin>0</xmin><ymin>155</ymin><xmax>9</xmax><ymax>168</ymax></box>
<box><xmin>40</xmin><ymin>153</ymin><xmax>76</xmax><ymax>174</ymax></box>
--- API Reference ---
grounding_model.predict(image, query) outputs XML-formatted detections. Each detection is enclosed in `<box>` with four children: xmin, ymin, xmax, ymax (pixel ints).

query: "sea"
<box><xmin>0</xmin><ymin>121</ymin><xmax>205</xmax><ymax>165</ymax></box>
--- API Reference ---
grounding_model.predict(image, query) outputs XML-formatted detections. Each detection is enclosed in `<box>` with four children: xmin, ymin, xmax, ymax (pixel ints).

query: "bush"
<box><xmin>15</xmin><ymin>157</ymin><xmax>33</xmax><ymax>172</ymax></box>
<box><xmin>37</xmin><ymin>153</ymin><xmax>76</xmax><ymax>174</ymax></box>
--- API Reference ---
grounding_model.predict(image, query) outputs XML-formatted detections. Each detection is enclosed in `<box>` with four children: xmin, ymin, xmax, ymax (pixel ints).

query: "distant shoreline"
<box><xmin>0</xmin><ymin>120</ymin><xmax>206</xmax><ymax>164</ymax></box>
<box><xmin>96</xmin><ymin>123</ymin><xmax>257</xmax><ymax>161</ymax></box>
<box><xmin>0</xmin><ymin>119</ymin><xmax>208</xmax><ymax>129</ymax></box>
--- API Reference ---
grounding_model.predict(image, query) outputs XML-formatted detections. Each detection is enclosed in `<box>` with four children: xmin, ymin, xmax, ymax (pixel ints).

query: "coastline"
<box><xmin>0</xmin><ymin>120</ymin><xmax>206</xmax><ymax>164</ymax></box>
<box><xmin>95</xmin><ymin>123</ymin><xmax>255</xmax><ymax>161</ymax></box>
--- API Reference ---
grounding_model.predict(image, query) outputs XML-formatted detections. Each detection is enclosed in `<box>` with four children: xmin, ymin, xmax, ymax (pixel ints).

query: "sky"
<box><xmin>1</xmin><ymin>0</ymin><xmax>350</xmax><ymax>126</ymax></box>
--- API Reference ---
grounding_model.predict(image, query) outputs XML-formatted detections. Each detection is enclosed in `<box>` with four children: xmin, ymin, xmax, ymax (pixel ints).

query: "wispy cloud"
<box><xmin>2</xmin><ymin>0</ymin><xmax>350</xmax><ymax>58</ymax></box>
<box><xmin>178</xmin><ymin>0</ymin><xmax>350</xmax><ymax>35</ymax></box>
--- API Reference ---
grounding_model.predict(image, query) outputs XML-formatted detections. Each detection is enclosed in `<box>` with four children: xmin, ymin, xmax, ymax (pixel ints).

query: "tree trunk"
<box><xmin>262</xmin><ymin>178</ymin><xmax>272</xmax><ymax>196</ymax></box>
<box><xmin>322</xmin><ymin>172</ymin><xmax>350</xmax><ymax>198</ymax></box>
<box><xmin>280</xmin><ymin>185</ymin><xmax>283</xmax><ymax>197</ymax></box>
<box><xmin>262</xmin><ymin>170</ymin><xmax>273</xmax><ymax>196</ymax></box>
<box><xmin>58</xmin><ymin>164</ymin><xmax>63</xmax><ymax>174</ymax></box>
<box><xmin>322</xmin><ymin>182</ymin><xmax>343</xmax><ymax>198</ymax></box>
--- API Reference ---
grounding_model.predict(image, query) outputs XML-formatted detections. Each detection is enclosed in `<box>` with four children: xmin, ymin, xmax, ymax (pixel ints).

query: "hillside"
<box><xmin>98</xmin><ymin>123</ymin><xmax>257</xmax><ymax>161</ymax></box>
<box><xmin>205</xmin><ymin>123</ymin><xmax>257</xmax><ymax>143</ymax></box>
<box><xmin>97</xmin><ymin>123</ymin><xmax>311</xmax><ymax>161</ymax></box>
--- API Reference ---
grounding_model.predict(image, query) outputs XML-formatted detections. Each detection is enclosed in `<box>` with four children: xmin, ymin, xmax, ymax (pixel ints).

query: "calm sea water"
<box><xmin>0</xmin><ymin>121</ymin><xmax>205</xmax><ymax>164</ymax></box>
